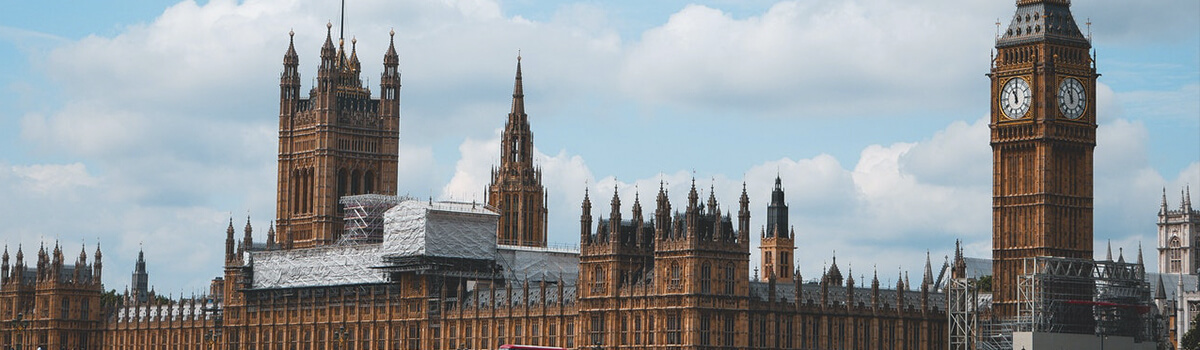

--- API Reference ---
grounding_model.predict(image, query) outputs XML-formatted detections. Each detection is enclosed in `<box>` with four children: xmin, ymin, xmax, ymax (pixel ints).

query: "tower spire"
<box><xmin>487</xmin><ymin>54</ymin><xmax>547</xmax><ymax>248</ymax></box>
<box><xmin>511</xmin><ymin>54</ymin><xmax>525</xmax><ymax>117</ymax></box>
<box><xmin>1185</xmin><ymin>185</ymin><xmax>1193</xmax><ymax>210</ymax></box>
<box><xmin>1162</xmin><ymin>187</ymin><xmax>1170</xmax><ymax>214</ymax></box>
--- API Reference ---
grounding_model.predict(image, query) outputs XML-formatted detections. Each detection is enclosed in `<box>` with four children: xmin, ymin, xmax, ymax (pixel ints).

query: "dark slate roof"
<box><xmin>12</xmin><ymin>265</ymin><xmax>93</xmax><ymax>285</ymax></box>
<box><xmin>463</xmin><ymin>283</ymin><xmax>577</xmax><ymax>308</ymax></box>
<box><xmin>749</xmin><ymin>281</ymin><xmax>946</xmax><ymax>312</ymax></box>
<box><xmin>997</xmin><ymin>1</ymin><xmax>1089</xmax><ymax>47</ymax></box>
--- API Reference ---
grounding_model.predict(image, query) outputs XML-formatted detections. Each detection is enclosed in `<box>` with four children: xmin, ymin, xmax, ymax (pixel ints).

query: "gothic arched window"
<box><xmin>592</xmin><ymin>266</ymin><xmax>605</xmax><ymax>294</ymax></box>
<box><xmin>1170</xmin><ymin>236</ymin><xmax>1183</xmax><ymax>273</ymax></box>
<box><xmin>669</xmin><ymin>263</ymin><xmax>682</xmax><ymax>291</ymax></box>
<box><xmin>724</xmin><ymin>264</ymin><xmax>736</xmax><ymax>295</ymax></box>
<box><xmin>700</xmin><ymin>262</ymin><xmax>712</xmax><ymax>294</ymax></box>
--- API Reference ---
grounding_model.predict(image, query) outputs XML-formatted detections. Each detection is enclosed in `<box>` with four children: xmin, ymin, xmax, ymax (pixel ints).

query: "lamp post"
<box><xmin>10</xmin><ymin>313</ymin><xmax>28</xmax><ymax>350</ymax></box>
<box><xmin>204</xmin><ymin>329</ymin><xmax>220</xmax><ymax>350</ymax></box>
<box><xmin>333</xmin><ymin>326</ymin><xmax>350</xmax><ymax>350</ymax></box>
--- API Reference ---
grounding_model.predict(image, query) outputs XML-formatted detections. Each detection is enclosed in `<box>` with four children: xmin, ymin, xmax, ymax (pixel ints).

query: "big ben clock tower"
<box><xmin>990</xmin><ymin>0</ymin><xmax>1097</xmax><ymax>319</ymax></box>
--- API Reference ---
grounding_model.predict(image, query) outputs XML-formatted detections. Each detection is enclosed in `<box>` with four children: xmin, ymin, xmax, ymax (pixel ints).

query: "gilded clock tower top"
<box><xmin>998</xmin><ymin>0</ymin><xmax>1088</xmax><ymax>48</ymax></box>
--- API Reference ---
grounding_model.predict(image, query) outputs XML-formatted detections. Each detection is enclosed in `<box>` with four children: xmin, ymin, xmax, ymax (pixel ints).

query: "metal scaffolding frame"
<box><xmin>339</xmin><ymin>194</ymin><xmax>408</xmax><ymax>244</ymax></box>
<box><xmin>950</xmin><ymin>256</ymin><xmax>1155</xmax><ymax>350</ymax></box>
<box><xmin>948</xmin><ymin>277</ymin><xmax>980</xmax><ymax>350</ymax></box>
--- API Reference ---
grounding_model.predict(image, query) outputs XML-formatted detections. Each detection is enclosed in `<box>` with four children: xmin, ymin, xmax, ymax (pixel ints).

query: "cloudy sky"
<box><xmin>1</xmin><ymin>0</ymin><xmax>1197</xmax><ymax>294</ymax></box>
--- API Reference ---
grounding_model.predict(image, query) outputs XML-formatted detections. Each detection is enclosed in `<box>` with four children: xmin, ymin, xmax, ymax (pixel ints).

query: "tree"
<box><xmin>1183</xmin><ymin>312</ymin><xmax>1200</xmax><ymax>350</ymax></box>
<box><xmin>976</xmin><ymin>275</ymin><xmax>992</xmax><ymax>292</ymax></box>
<box><xmin>100</xmin><ymin>289</ymin><xmax>123</xmax><ymax>308</ymax></box>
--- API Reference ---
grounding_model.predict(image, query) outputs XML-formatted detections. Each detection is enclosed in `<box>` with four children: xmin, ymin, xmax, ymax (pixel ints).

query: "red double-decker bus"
<box><xmin>497</xmin><ymin>345</ymin><xmax>565</xmax><ymax>350</ymax></box>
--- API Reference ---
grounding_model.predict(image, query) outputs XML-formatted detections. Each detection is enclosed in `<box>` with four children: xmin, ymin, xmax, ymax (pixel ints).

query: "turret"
<box><xmin>280</xmin><ymin>29</ymin><xmax>301</xmax><ymax>114</ymax></box>
<box><xmin>819</xmin><ymin>265</ymin><xmax>829</xmax><ymax>307</ymax></box>
<box><xmin>631</xmin><ymin>191</ymin><xmax>644</xmax><ymax>247</ymax></box>
<box><xmin>380</xmin><ymin>29</ymin><xmax>401</xmax><ymax>129</ymax></box>
<box><xmin>738</xmin><ymin>182</ymin><xmax>750</xmax><ymax>246</ymax></box>
<box><xmin>348</xmin><ymin>37</ymin><xmax>361</xmax><ymax>74</ymax></box>
<box><xmin>318</xmin><ymin>22</ymin><xmax>336</xmax><ymax>75</ymax></box>
<box><xmin>242</xmin><ymin>216</ymin><xmax>253</xmax><ymax>255</ymax></box>
<box><xmin>93</xmin><ymin>243</ymin><xmax>103</xmax><ymax>285</ymax></box>
<box><xmin>13</xmin><ymin>246</ymin><xmax>24</xmax><ymax>282</ymax></box>
<box><xmin>1137</xmin><ymin>242</ymin><xmax>1144</xmax><ymax>266</ymax></box>
<box><xmin>687</xmin><ymin>179</ymin><xmax>699</xmax><ymax>212</ymax></box>
<box><xmin>75</xmin><ymin>245</ymin><xmax>87</xmax><ymax>282</ymax></box>
<box><xmin>1184</xmin><ymin>186</ymin><xmax>1193</xmax><ymax>211</ymax></box>
<box><xmin>922</xmin><ymin>252</ymin><xmax>934</xmax><ymax>292</ymax></box>
<box><xmin>224</xmin><ymin>218</ymin><xmax>236</xmax><ymax>264</ymax></box>
<box><xmin>951</xmin><ymin>240</ymin><xmax>967</xmax><ymax>279</ymax></box>
<box><xmin>1</xmin><ymin>246</ymin><xmax>8</xmax><ymax>284</ymax></box>
<box><xmin>846</xmin><ymin>267</ymin><xmax>855</xmax><ymax>306</ymax></box>
<box><xmin>871</xmin><ymin>269</ymin><xmax>881</xmax><ymax>309</ymax></box>
<box><xmin>826</xmin><ymin>255</ymin><xmax>843</xmax><ymax>287</ymax></box>
<box><xmin>794</xmin><ymin>268</ymin><xmax>803</xmax><ymax>306</ymax></box>
<box><xmin>921</xmin><ymin>253</ymin><xmax>932</xmax><ymax>309</ymax></box>
<box><xmin>36</xmin><ymin>244</ymin><xmax>47</xmax><ymax>281</ymax></box>
<box><xmin>266</xmin><ymin>225</ymin><xmax>277</xmax><ymax>250</ymax></box>
<box><xmin>580</xmin><ymin>188</ymin><xmax>592</xmax><ymax>245</ymax></box>
<box><xmin>1161</xmin><ymin>187</ymin><xmax>1169</xmax><ymax>215</ymax></box>
<box><xmin>52</xmin><ymin>241</ymin><xmax>64</xmax><ymax>277</ymax></box>
<box><xmin>609</xmin><ymin>186</ymin><xmax>622</xmax><ymax>244</ymax></box>
<box><xmin>655</xmin><ymin>182</ymin><xmax>671</xmax><ymax>240</ymax></box>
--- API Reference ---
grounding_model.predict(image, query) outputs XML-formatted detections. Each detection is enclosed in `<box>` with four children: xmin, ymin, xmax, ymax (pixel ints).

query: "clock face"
<box><xmin>1057</xmin><ymin>78</ymin><xmax>1087</xmax><ymax>119</ymax></box>
<box><xmin>1000</xmin><ymin>77</ymin><xmax>1032</xmax><ymax>119</ymax></box>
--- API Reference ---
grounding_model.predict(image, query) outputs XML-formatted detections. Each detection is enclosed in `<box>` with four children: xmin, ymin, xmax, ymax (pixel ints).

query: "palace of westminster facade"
<box><xmin>1</xmin><ymin>0</ymin><xmax>1146</xmax><ymax>348</ymax></box>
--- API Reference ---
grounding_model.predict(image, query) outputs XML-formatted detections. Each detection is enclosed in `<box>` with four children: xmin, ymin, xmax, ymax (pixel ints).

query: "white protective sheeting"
<box><xmin>381</xmin><ymin>200</ymin><xmax>498</xmax><ymax>260</ymax></box>
<box><xmin>496</xmin><ymin>245</ymin><xmax>580</xmax><ymax>282</ymax></box>
<box><xmin>251</xmin><ymin>244</ymin><xmax>386</xmax><ymax>289</ymax></box>
<box><xmin>250</xmin><ymin>200</ymin><xmax>499</xmax><ymax>289</ymax></box>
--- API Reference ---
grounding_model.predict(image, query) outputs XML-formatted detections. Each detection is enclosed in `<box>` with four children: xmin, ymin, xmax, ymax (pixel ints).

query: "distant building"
<box><xmin>487</xmin><ymin>56</ymin><xmax>549</xmax><ymax>248</ymax></box>
<box><xmin>0</xmin><ymin>243</ymin><xmax>103</xmax><ymax>349</ymax></box>
<box><xmin>1159</xmin><ymin>187</ymin><xmax>1199</xmax><ymax>275</ymax></box>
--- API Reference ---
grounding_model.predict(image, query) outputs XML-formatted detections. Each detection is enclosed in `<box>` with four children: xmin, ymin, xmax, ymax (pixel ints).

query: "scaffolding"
<box><xmin>952</xmin><ymin>256</ymin><xmax>1156</xmax><ymax>350</ymax></box>
<box><xmin>339</xmin><ymin>194</ymin><xmax>408</xmax><ymax>244</ymax></box>
<box><xmin>1014</xmin><ymin>257</ymin><xmax>1152</xmax><ymax>340</ymax></box>
<box><xmin>948</xmin><ymin>277</ymin><xmax>980</xmax><ymax>350</ymax></box>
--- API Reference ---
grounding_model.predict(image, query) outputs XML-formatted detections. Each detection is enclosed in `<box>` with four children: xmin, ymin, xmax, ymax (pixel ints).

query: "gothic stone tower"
<box><xmin>577</xmin><ymin>181</ymin><xmax>751</xmax><ymax>347</ymax></box>
<box><xmin>275</xmin><ymin>25</ymin><xmax>401</xmax><ymax>249</ymax></box>
<box><xmin>760</xmin><ymin>175</ymin><xmax>796</xmax><ymax>283</ymax></box>
<box><xmin>990</xmin><ymin>0</ymin><xmax>1097</xmax><ymax>319</ymax></box>
<box><xmin>131</xmin><ymin>248</ymin><xmax>148</xmax><ymax>303</ymax></box>
<box><xmin>1158</xmin><ymin>187</ymin><xmax>1199</xmax><ymax>274</ymax></box>
<box><xmin>487</xmin><ymin>56</ymin><xmax>549</xmax><ymax>248</ymax></box>
<box><xmin>0</xmin><ymin>243</ymin><xmax>103</xmax><ymax>350</ymax></box>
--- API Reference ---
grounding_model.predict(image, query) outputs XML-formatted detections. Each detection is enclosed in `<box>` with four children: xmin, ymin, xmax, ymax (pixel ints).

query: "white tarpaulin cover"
<box><xmin>381</xmin><ymin>200</ymin><xmax>498</xmax><ymax>260</ymax></box>
<box><xmin>496</xmin><ymin>245</ymin><xmax>579</xmax><ymax>282</ymax></box>
<box><xmin>251</xmin><ymin>200</ymin><xmax>499</xmax><ymax>289</ymax></box>
<box><xmin>250</xmin><ymin>244</ymin><xmax>386</xmax><ymax>289</ymax></box>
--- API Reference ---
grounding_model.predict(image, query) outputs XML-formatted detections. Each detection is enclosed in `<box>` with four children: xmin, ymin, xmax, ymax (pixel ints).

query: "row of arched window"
<box><xmin>289</xmin><ymin>167</ymin><xmax>377</xmax><ymax>215</ymax></box>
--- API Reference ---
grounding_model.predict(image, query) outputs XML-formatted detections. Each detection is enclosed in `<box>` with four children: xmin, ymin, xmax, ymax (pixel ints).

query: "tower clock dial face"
<box><xmin>1000</xmin><ymin>77</ymin><xmax>1032</xmax><ymax>119</ymax></box>
<box><xmin>1057</xmin><ymin>78</ymin><xmax>1087</xmax><ymax>119</ymax></box>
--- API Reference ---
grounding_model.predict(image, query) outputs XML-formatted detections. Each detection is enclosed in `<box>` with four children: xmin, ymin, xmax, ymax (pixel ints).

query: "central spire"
<box><xmin>511</xmin><ymin>54</ymin><xmax>525</xmax><ymax>117</ymax></box>
<box><xmin>488</xmin><ymin>54</ymin><xmax>547</xmax><ymax>248</ymax></box>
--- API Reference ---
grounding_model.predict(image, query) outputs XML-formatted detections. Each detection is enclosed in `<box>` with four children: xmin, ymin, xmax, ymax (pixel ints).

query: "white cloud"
<box><xmin>620</xmin><ymin>1</ymin><xmax>1001</xmax><ymax>116</ymax></box>
<box><xmin>10</xmin><ymin>163</ymin><xmax>98</xmax><ymax>195</ymax></box>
